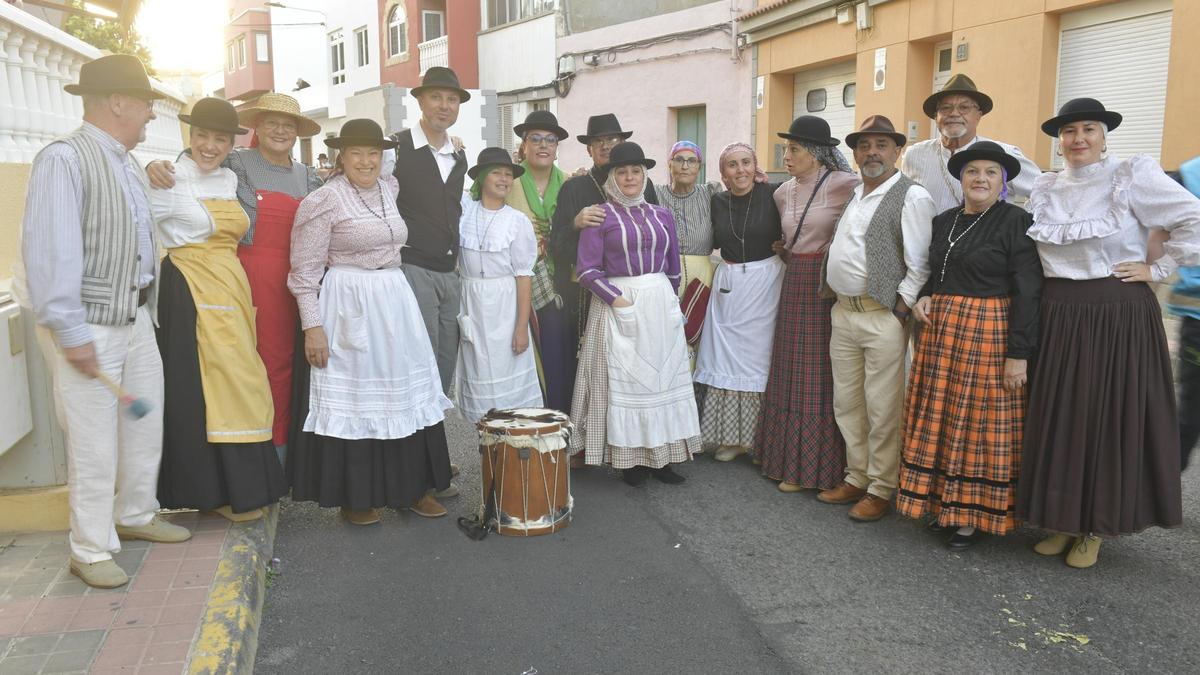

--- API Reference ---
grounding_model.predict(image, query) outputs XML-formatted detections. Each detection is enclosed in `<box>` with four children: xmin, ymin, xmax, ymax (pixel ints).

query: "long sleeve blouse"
<box><xmin>288</xmin><ymin>174</ymin><xmax>406</xmax><ymax>330</ymax></box>
<box><xmin>774</xmin><ymin>170</ymin><xmax>860</xmax><ymax>254</ymax></box>
<box><xmin>149</xmin><ymin>156</ymin><xmax>240</xmax><ymax>248</ymax></box>
<box><xmin>920</xmin><ymin>201</ymin><xmax>1044</xmax><ymax>359</ymax></box>
<box><xmin>576</xmin><ymin>201</ymin><xmax>681</xmax><ymax>305</ymax></box>
<box><xmin>1027</xmin><ymin>154</ymin><xmax>1200</xmax><ymax>281</ymax></box>
<box><xmin>654</xmin><ymin>181</ymin><xmax>721</xmax><ymax>255</ymax></box>
<box><xmin>711</xmin><ymin>182</ymin><xmax>783</xmax><ymax>263</ymax></box>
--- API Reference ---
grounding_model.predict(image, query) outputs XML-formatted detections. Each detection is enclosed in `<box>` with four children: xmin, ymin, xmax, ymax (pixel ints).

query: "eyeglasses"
<box><xmin>590</xmin><ymin>136</ymin><xmax>623</xmax><ymax>148</ymax></box>
<box><xmin>525</xmin><ymin>134</ymin><xmax>559</xmax><ymax>146</ymax></box>
<box><xmin>936</xmin><ymin>103</ymin><xmax>980</xmax><ymax>116</ymax></box>
<box><xmin>670</xmin><ymin>157</ymin><xmax>700</xmax><ymax>167</ymax></box>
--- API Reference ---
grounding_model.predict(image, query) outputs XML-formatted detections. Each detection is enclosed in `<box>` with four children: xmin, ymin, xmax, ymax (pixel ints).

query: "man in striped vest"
<box><xmin>16</xmin><ymin>55</ymin><xmax>190</xmax><ymax>589</ymax></box>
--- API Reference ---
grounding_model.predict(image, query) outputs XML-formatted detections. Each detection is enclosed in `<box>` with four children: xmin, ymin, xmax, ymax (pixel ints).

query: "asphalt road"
<box><xmin>257</xmin><ymin>414</ymin><xmax>1200</xmax><ymax>674</ymax></box>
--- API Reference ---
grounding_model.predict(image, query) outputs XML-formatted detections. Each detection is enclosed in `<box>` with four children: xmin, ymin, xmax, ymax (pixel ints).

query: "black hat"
<box><xmin>410</xmin><ymin>66</ymin><xmax>471</xmax><ymax>103</ymax></box>
<box><xmin>514</xmin><ymin>110</ymin><xmax>568</xmax><ymax>141</ymax></box>
<box><xmin>922</xmin><ymin>73</ymin><xmax>993</xmax><ymax>119</ymax></box>
<box><xmin>64</xmin><ymin>54</ymin><xmax>162</xmax><ymax>100</ymax></box>
<box><xmin>605</xmin><ymin>142</ymin><xmax>655</xmax><ymax>170</ymax></box>
<box><xmin>324</xmin><ymin>119</ymin><xmax>398</xmax><ymax>149</ymax></box>
<box><xmin>576</xmin><ymin>113</ymin><xmax>634</xmax><ymax>144</ymax></box>
<box><xmin>1040</xmin><ymin>98</ymin><xmax>1122</xmax><ymax>137</ymax></box>
<box><xmin>946</xmin><ymin>141</ymin><xmax>1022</xmax><ymax>181</ymax></box>
<box><xmin>777</xmin><ymin>115</ymin><xmax>839</xmax><ymax>147</ymax></box>
<box><xmin>468</xmin><ymin>147</ymin><xmax>525</xmax><ymax>180</ymax></box>
<box><xmin>179</xmin><ymin>97</ymin><xmax>248</xmax><ymax>136</ymax></box>
<box><xmin>845</xmin><ymin>115</ymin><xmax>907</xmax><ymax>148</ymax></box>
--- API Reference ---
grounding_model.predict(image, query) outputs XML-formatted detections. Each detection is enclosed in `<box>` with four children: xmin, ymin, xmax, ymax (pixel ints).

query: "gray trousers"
<box><xmin>403</xmin><ymin>264</ymin><xmax>460</xmax><ymax>394</ymax></box>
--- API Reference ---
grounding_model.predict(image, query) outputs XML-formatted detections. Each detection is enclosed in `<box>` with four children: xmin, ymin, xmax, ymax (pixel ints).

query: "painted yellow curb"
<box><xmin>0</xmin><ymin>486</ymin><xmax>69</xmax><ymax>532</ymax></box>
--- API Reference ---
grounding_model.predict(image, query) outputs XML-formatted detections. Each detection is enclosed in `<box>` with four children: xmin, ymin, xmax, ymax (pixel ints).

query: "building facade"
<box><xmin>743</xmin><ymin>0</ymin><xmax>1199</xmax><ymax>174</ymax></box>
<box><xmin>477</xmin><ymin>0</ymin><xmax>562</xmax><ymax>155</ymax></box>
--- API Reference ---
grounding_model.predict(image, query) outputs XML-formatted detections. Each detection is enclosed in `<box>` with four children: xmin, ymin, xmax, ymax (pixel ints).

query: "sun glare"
<box><xmin>136</xmin><ymin>0</ymin><xmax>226</xmax><ymax>73</ymax></box>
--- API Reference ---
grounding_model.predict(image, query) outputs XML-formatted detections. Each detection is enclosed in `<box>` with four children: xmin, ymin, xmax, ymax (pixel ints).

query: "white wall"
<box><xmin>478</xmin><ymin>13</ymin><xmax>558</xmax><ymax>93</ymax></box>
<box><xmin>322</xmin><ymin>1</ymin><xmax>382</xmax><ymax>119</ymax></box>
<box><xmin>269</xmin><ymin>4</ymin><xmax>330</xmax><ymax>115</ymax></box>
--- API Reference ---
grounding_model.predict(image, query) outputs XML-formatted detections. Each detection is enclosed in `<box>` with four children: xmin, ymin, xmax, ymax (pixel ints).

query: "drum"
<box><xmin>478</xmin><ymin>408</ymin><xmax>573</xmax><ymax>536</ymax></box>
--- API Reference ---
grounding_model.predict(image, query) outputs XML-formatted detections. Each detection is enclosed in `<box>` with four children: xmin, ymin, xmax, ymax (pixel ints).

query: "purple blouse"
<box><xmin>576</xmin><ymin>201</ymin><xmax>681</xmax><ymax>305</ymax></box>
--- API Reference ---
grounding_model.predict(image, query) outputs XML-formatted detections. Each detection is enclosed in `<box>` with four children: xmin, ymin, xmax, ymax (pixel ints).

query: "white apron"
<box><xmin>604</xmin><ymin>274</ymin><xmax>700</xmax><ymax>449</ymax></box>
<box><xmin>694</xmin><ymin>256</ymin><xmax>785</xmax><ymax>392</ymax></box>
<box><xmin>306</xmin><ymin>266</ymin><xmax>452</xmax><ymax>440</ymax></box>
<box><xmin>454</xmin><ymin>275</ymin><xmax>543</xmax><ymax>423</ymax></box>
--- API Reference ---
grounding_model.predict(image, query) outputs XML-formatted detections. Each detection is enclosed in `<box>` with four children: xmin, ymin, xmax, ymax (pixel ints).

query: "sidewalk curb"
<box><xmin>187</xmin><ymin>504</ymin><xmax>279</xmax><ymax>675</ymax></box>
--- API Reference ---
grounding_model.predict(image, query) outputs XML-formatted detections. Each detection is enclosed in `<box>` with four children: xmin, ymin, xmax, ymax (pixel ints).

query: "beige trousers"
<box><xmin>829</xmin><ymin>296</ymin><xmax>908</xmax><ymax>499</ymax></box>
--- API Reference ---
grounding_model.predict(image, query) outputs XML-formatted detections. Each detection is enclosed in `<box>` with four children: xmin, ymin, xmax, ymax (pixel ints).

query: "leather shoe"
<box><xmin>341</xmin><ymin>507</ymin><xmax>380</xmax><ymax>525</ymax></box>
<box><xmin>433</xmin><ymin>485</ymin><xmax>460</xmax><ymax>499</ymax></box>
<box><xmin>70</xmin><ymin>558</ymin><xmax>128</xmax><ymax>589</ymax></box>
<box><xmin>816</xmin><ymin>482</ymin><xmax>867</xmax><ymax>505</ymax></box>
<box><xmin>621</xmin><ymin>466</ymin><xmax>648</xmax><ymax>486</ymax></box>
<box><xmin>777</xmin><ymin>481</ymin><xmax>805</xmax><ymax>493</ymax></box>
<box><xmin>211</xmin><ymin>505</ymin><xmax>263</xmax><ymax>523</ymax></box>
<box><xmin>713</xmin><ymin>445</ymin><xmax>746</xmax><ymax>462</ymax></box>
<box><xmin>408</xmin><ymin>495</ymin><xmax>447</xmax><ymax>518</ymax></box>
<box><xmin>116</xmin><ymin>516</ymin><xmax>191</xmax><ymax>543</ymax></box>
<box><xmin>947</xmin><ymin>529</ymin><xmax>985</xmax><ymax>549</ymax></box>
<box><xmin>1033</xmin><ymin>533</ymin><xmax>1073</xmax><ymax>556</ymax></box>
<box><xmin>848</xmin><ymin>494</ymin><xmax>890</xmax><ymax>521</ymax></box>
<box><xmin>650</xmin><ymin>466</ymin><xmax>685</xmax><ymax>484</ymax></box>
<box><xmin>1065</xmin><ymin>535</ymin><xmax>1102</xmax><ymax>569</ymax></box>
<box><xmin>926</xmin><ymin>518</ymin><xmax>952</xmax><ymax>533</ymax></box>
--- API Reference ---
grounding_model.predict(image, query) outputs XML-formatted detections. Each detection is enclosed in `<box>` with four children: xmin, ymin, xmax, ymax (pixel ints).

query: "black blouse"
<box><xmin>921</xmin><ymin>200</ymin><xmax>1043</xmax><ymax>359</ymax></box>
<box><xmin>710</xmin><ymin>182</ymin><xmax>782</xmax><ymax>264</ymax></box>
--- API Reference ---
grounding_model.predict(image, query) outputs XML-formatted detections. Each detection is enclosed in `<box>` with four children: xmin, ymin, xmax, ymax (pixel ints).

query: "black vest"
<box><xmin>391</xmin><ymin>128</ymin><xmax>468</xmax><ymax>272</ymax></box>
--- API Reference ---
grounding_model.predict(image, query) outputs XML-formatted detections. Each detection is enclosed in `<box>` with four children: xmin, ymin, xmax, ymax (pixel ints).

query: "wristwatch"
<box><xmin>892</xmin><ymin>307</ymin><xmax>911</xmax><ymax>321</ymax></box>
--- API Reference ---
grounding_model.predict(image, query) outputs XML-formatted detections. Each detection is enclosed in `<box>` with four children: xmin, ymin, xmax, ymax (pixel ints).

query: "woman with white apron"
<box><xmin>569</xmin><ymin>142</ymin><xmax>701</xmax><ymax>486</ymax></box>
<box><xmin>695</xmin><ymin>143</ymin><xmax>785</xmax><ymax>462</ymax></box>
<box><xmin>287</xmin><ymin>119</ymin><xmax>454</xmax><ymax>526</ymax></box>
<box><xmin>455</xmin><ymin>148</ymin><xmax>543</xmax><ymax>422</ymax></box>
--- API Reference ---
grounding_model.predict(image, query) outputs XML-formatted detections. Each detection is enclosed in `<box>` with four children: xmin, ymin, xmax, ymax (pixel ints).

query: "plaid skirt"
<box><xmin>897</xmin><ymin>294</ymin><xmax>1024</xmax><ymax>535</ymax></box>
<box><xmin>753</xmin><ymin>253</ymin><xmax>844</xmax><ymax>488</ymax></box>
<box><xmin>568</xmin><ymin>294</ymin><xmax>701</xmax><ymax>469</ymax></box>
<box><xmin>700</xmin><ymin>387</ymin><xmax>763</xmax><ymax>449</ymax></box>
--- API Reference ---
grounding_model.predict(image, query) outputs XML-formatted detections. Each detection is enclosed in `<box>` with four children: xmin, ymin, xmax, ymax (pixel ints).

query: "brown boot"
<box><xmin>408</xmin><ymin>494</ymin><xmax>447</xmax><ymax>518</ymax></box>
<box><xmin>848</xmin><ymin>494</ymin><xmax>891</xmax><ymax>522</ymax></box>
<box><xmin>816</xmin><ymin>481</ymin><xmax>867</xmax><ymax>505</ymax></box>
<box><xmin>340</xmin><ymin>508</ymin><xmax>380</xmax><ymax>526</ymax></box>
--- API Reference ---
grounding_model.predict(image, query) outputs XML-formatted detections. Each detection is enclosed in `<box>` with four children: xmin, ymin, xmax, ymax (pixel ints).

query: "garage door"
<box><xmin>1053</xmin><ymin>2</ymin><xmax>1172</xmax><ymax>167</ymax></box>
<box><xmin>792</xmin><ymin>60</ymin><xmax>856</xmax><ymax>164</ymax></box>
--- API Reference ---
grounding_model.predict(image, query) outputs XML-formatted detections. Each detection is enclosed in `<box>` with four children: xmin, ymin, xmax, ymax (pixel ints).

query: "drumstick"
<box><xmin>94</xmin><ymin>372</ymin><xmax>152</xmax><ymax>419</ymax></box>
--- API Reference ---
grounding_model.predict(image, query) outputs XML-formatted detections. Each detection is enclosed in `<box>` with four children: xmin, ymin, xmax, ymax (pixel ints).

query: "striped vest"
<box><xmin>51</xmin><ymin>128</ymin><xmax>156</xmax><ymax>326</ymax></box>
<box><xmin>821</xmin><ymin>173</ymin><xmax>918</xmax><ymax>309</ymax></box>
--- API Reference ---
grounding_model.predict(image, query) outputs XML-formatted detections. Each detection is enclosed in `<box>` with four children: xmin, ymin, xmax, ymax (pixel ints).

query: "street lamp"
<box><xmin>263</xmin><ymin>1</ymin><xmax>326</xmax><ymax>26</ymax></box>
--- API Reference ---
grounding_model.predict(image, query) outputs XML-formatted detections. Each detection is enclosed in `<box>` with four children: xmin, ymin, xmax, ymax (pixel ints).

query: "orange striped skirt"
<box><xmin>897</xmin><ymin>294</ymin><xmax>1026</xmax><ymax>535</ymax></box>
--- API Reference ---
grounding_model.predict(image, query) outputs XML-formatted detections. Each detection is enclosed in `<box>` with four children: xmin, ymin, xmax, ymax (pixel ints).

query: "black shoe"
<box><xmin>650</xmin><ymin>466</ymin><xmax>686</xmax><ymax>485</ymax></box>
<box><xmin>621</xmin><ymin>466</ymin><xmax>648</xmax><ymax>487</ymax></box>
<box><xmin>926</xmin><ymin>518</ymin><xmax>952</xmax><ymax>533</ymax></box>
<box><xmin>947</xmin><ymin>530</ymin><xmax>985</xmax><ymax>550</ymax></box>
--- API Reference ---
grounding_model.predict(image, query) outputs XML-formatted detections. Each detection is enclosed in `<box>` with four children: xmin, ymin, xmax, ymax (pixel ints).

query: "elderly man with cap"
<box><xmin>16</xmin><ymin>54</ymin><xmax>191</xmax><ymax>589</ymax></box>
<box><xmin>900</xmin><ymin>74</ymin><xmax>1041</xmax><ymax>212</ymax></box>
<box><xmin>146</xmin><ymin>92</ymin><xmax>323</xmax><ymax>461</ymax></box>
<box><xmin>548</xmin><ymin>114</ymin><xmax>659</xmax><ymax>463</ymax></box>
<box><xmin>817</xmin><ymin>115</ymin><xmax>936</xmax><ymax>522</ymax></box>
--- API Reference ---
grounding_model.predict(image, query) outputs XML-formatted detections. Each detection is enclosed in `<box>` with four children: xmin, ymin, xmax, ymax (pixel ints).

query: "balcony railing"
<box><xmin>0</xmin><ymin>2</ymin><xmax>185</xmax><ymax>165</ymax></box>
<box><xmin>418</xmin><ymin>35</ymin><xmax>449</xmax><ymax>75</ymax></box>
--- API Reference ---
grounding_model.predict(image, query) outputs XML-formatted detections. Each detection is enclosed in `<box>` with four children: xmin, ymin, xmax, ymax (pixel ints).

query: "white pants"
<box><xmin>37</xmin><ymin>306</ymin><xmax>164</xmax><ymax>563</ymax></box>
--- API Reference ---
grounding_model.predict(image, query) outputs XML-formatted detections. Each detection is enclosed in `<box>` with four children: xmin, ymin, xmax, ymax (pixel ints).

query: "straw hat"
<box><xmin>236</xmin><ymin>92</ymin><xmax>321</xmax><ymax>138</ymax></box>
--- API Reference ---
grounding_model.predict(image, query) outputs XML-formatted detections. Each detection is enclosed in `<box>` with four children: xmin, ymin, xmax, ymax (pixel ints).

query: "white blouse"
<box><xmin>149</xmin><ymin>155</ymin><xmax>241</xmax><ymax>249</ymax></box>
<box><xmin>458</xmin><ymin>197</ymin><xmax>537</xmax><ymax>280</ymax></box>
<box><xmin>1027</xmin><ymin>154</ymin><xmax>1200</xmax><ymax>281</ymax></box>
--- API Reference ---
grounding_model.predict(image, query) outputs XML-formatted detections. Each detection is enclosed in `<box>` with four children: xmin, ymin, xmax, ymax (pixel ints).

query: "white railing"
<box><xmin>0</xmin><ymin>2</ymin><xmax>185</xmax><ymax>164</ymax></box>
<box><xmin>418</xmin><ymin>35</ymin><xmax>449</xmax><ymax>75</ymax></box>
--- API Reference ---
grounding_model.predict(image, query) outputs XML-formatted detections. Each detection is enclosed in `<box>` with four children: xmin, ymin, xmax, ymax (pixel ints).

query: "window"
<box><xmin>805</xmin><ymin>88</ymin><xmax>826</xmax><ymax>113</ymax></box>
<box><xmin>938</xmin><ymin>47</ymin><xmax>953</xmax><ymax>72</ymax></box>
<box><xmin>255</xmin><ymin>32</ymin><xmax>270</xmax><ymax>63</ymax></box>
<box><xmin>329</xmin><ymin>30</ymin><xmax>345</xmax><ymax>85</ymax></box>
<box><xmin>226</xmin><ymin>42</ymin><xmax>235</xmax><ymax>72</ymax></box>
<box><xmin>354</xmin><ymin>26</ymin><xmax>369</xmax><ymax>67</ymax></box>
<box><xmin>530</xmin><ymin>99</ymin><xmax>549</xmax><ymax>112</ymax></box>
<box><xmin>842</xmin><ymin>83</ymin><xmax>856</xmax><ymax>107</ymax></box>
<box><xmin>487</xmin><ymin>0</ymin><xmax>555</xmax><ymax>29</ymax></box>
<box><xmin>387</xmin><ymin>5</ymin><xmax>407</xmax><ymax>57</ymax></box>
<box><xmin>499</xmin><ymin>103</ymin><xmax>515</xmax><ymax>152</ymax></box>
<box><xmin>422</xmin><ymin>10</ymin><xmax>445</xmax><ymax>42</ymax></box>
<box><xmin>236</xmin><ymin>35</ymin><xmax>247</xmax><ymax>69</ymax></box>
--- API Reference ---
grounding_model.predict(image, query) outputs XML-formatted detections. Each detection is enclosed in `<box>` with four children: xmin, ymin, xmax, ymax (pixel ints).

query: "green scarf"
<box><xmin>519</xmin><ymin>161</ymin><xmax>565</xmax><ymax>226</ymax></box>
<box><xmin>468</xmin><ymin>166</ymin><xmax>496</xmax><ymax>201</ymax></box>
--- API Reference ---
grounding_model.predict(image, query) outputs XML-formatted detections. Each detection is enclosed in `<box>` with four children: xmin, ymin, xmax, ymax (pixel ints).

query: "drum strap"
<box><xmin>456</xmin><ymin>448</ymin><xmax>499</xmax><ymax>541</ymax></box>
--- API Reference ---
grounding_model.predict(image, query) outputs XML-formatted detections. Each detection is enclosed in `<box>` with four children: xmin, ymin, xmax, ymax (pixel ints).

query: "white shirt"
<box><xmin>900</xmin><ymin>134</ymin><xmax>1041</xmax><ymax>214</ymax></box>
<box><xmin>458</xmin><ymin>198</ymin><xmax>537</xmax><ymax>280</ymax></box>
<box><xmin>825</xmin><ymin>170</ymin><xmax>937</xmax><ymax>306</ymax></box>
<box><xmin>411</xmin><ymin>120</ymin><xmax>458</xmax><ymax>183</ymax></box>
<box><xmin>1027</xmin><ymin>154</ymin><xmax>1200</xmax><ymax>281</ymax></box>
<box><xmin>149</xmin><ymin>156</ymin><xmax>240</xmax><ymax>249</ymax></box>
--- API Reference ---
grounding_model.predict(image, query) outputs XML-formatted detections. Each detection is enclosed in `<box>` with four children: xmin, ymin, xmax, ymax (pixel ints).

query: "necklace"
<box><xmin>472</xmin><ymin>203</ymin><xmax>503</xmax><ymax>277</ymax></box>
<box><xmin>940</xmin><ymin>203</ymin><xmax>994</xmax><ymax>283</ymax></box>
<box><xmin>353</xmin><ymin>180</ymin><xmax>397</xmax><ymax>256</ymax></box>
<box><xmin>720</xmin><ymin>188</ymin><xmax>753</xmax><ymax>293</ymax></box>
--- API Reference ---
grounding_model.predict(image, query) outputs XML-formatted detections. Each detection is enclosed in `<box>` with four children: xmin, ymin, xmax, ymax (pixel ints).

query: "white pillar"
<box><xmin>3</xmin><ymin>29</ymin><xmax>33</xmax><ymax>160</ymax></box>
<box><xmin>0</xmin><ymin>25</ymin><xmax>18</xmax><ymax>162</ymax></box>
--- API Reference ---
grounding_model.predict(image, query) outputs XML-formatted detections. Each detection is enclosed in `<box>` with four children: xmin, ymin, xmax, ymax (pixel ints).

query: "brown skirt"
<box><xmin>1015</xmin><ymin>278</ymin><xmax>1182</xmax><ymax>536</ymax></box>
<box><xmin>897</xmin><ymin>294</ymin><xmax>1024</xmax><ymax>535</ymax></box>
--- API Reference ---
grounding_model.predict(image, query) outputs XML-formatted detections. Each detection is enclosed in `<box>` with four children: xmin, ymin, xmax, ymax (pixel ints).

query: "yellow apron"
<box><xmin>167</xmin><ymin>198</ymin><xmax>273</xmax><ymax>444</ymax></box>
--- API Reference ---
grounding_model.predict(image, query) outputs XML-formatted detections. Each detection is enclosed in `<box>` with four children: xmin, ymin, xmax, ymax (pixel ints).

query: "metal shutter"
<box><xmin>1053</xmin><ymin>9</ymin><xmax>1173</xmax><ymax>167</ymax></box>
<box><xmin>792</xmin><ymin>60</ymin><xmax>856</xmax><ymax>164</ymax></box>
<box><xmin>499</xmin><ymin>103</ymin><xmax>515</xmax><ymax>153</ymax></box>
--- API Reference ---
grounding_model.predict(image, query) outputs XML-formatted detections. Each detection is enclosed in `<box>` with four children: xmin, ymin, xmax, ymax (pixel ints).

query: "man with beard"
<box><xmin>816</xmin><ymin>115</ymin><xmax>936</xmax><ymax>522</ymax></box>
<box><xmin>901</xmin><ymin>74</ymin><xmax>1040</xmax><ymax>212</ymax></box>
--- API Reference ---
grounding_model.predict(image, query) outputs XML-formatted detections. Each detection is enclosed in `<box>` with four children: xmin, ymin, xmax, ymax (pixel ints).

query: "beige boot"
<box><xmin>212</xmin><ymin>505</ymin><xmax>263</xmax><ymax>523</ymax></box>
<box><xmin>116</xmin><ymin>515</ymin><xmax>191</xmax><ymax>543</ymax></box>
<box><xmin>1065</xmin><ymin>535</ymin><xmax>1102</xmax><ymax>569</ymax></box>
<box><xmin>1033</xmin><ymin>533</ymin><xmax>1073</xmax><ymax>556</ymax></box>
<box><xmin>69</xmin><ymin>558</ymin><xmax>129</xmax><ymax>589</ymax></box>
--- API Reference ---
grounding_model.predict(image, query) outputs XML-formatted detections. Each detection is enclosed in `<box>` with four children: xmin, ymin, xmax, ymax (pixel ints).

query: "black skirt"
<box><xmin>156</xmin><ymin>257</ymin><xmax>287</xmax><ymax>513</ymax></box>
<box><xmin>286</xmin><ymin>337</ymin><xmax>453</xmax><ymax>510</ymax></box>
<box><xmin>1015</xmin><ymin>277</ymin><xmax>1182</xmax><ymax>536</ymax></box>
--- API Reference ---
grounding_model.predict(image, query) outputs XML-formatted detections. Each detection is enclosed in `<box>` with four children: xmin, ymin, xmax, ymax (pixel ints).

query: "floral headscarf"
<box><xmin>717</xmin><ymin>142</ymin><xmax>769</xmax><ymax>190</ymax></box>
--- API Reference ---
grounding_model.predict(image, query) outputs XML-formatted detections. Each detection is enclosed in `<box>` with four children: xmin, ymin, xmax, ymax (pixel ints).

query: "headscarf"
<box><xmin>717</xmin><ymin>142</ymin><xmax>769</xmax><ymax>190</ymax></box>
<box><xmin>670</xmin><ymin>140</ymin><xmax>702</xmax><ymax>162</ymax></box>
<box><xmin>469</xmin><ymin>166</ymin><xmax>495</xmax><ymax>200</ymax></box>
<box><xmin>604</xmin><ymin>165</ymin><xmax>648</xmax><ymax>208</ymax></box>
<box><xmin>790</xmin><ymin>138</ymin><xmax>853</xmax><ymax>173</ymax></box>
